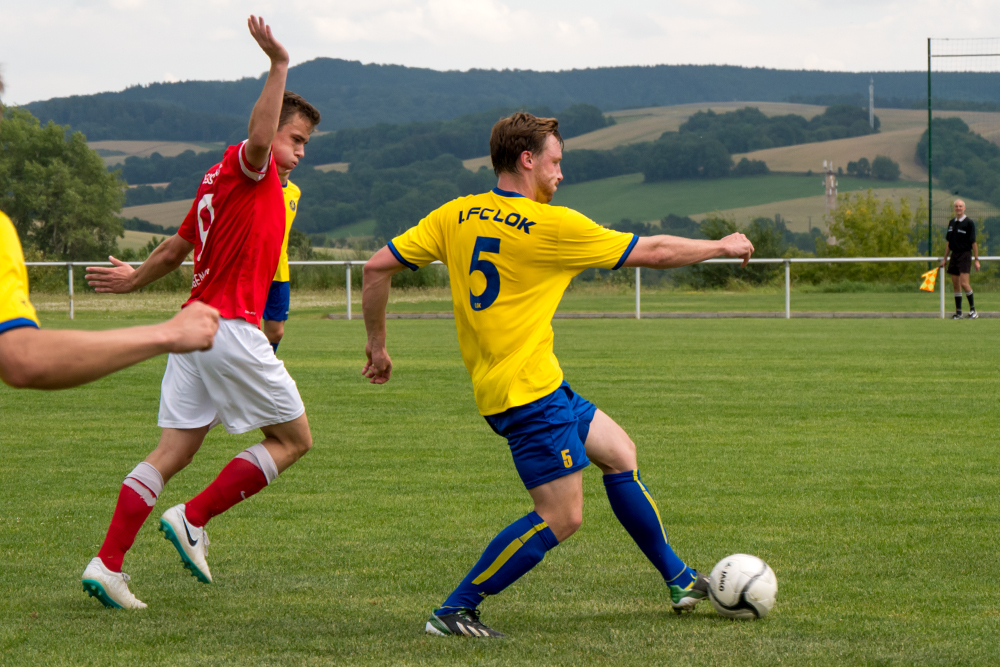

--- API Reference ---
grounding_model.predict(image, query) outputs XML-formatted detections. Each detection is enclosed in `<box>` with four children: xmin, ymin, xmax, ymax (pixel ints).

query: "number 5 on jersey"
<box><xmin>469</xmin><ymin>236</ymin><xmax>501</xmax><ymax>311</ymax></box>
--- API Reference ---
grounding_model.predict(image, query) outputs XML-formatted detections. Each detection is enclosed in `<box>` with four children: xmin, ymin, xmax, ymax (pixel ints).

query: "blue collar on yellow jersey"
<box><xmin>492</xmin><ymin>187</ymin><xmax>526</xmax><ymax>198</ymax></box>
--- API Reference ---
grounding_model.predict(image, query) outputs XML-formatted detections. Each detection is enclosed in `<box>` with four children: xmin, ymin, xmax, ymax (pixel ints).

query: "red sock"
<box><xmin>97</xmin><ymin>483</ymin><xmax>155</xmax><ymax>572</ymax></box>
<box><xmin>185</xmin><ymin>458</ymin><xmax>267</xmax><ymax>528</ymax></box>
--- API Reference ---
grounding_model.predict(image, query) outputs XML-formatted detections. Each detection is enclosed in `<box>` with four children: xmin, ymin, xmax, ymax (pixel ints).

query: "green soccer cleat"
<box><xmin>425</xmin><ymin>608</ymin><xmax>507</xmax><ymax>638</ymax></box>
<box><xmin>669</xmin><ymin>570</ymin><xmax>710</xmax><ymax>613</ymax></box>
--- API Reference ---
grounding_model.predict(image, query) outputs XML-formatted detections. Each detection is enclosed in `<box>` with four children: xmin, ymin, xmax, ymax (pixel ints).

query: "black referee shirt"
<box><xmin>946</xmin><ymin>216</ymin><xmax>976</xmax><ymax>253</ymax></box>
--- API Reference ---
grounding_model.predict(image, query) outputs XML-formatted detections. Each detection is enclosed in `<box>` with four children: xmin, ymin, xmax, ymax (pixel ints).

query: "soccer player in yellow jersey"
<box><xmin>362</xmin><ymin>112</ymin><xmax>754</xmax><ymax>637</ymax></box>
<box><xmin>262</xmin><ymin>177</ymin><xmax>302</xmax><ymax>353</ymax></box>
<box><xmin>0</xmin><ymin>71</ymin><xmax>218</xmax><ymax>391</ymax></box>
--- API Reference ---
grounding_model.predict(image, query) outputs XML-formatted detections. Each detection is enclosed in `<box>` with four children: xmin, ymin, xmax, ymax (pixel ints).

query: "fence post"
<box><xmin>634</xmin><ymin>267</ymin><xmax>641</xmax><ymax>320</ymax></box>
<box><xmin>345</xmin><ymin>263</ymin><xmax>352</xmax><ymax>321</ymax></box>
<box><xmin>939</xmin><ymin>265</ymin><xmax>945</xmax><ymax>319</ymax></box>
<box><xmin>68</xmin><ymin>263</ymin><xmax>74</xmax><ymax>320</ymax></box>
<box><xmin>784</xmin><ymin>260</ymin><xmax>790</xmax><ymax>319</ymax></box>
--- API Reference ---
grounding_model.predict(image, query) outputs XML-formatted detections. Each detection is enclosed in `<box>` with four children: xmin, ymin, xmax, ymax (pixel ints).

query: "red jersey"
<box><xmin>178</xmin><ymin>141</ymin><xmax>285</xmax><ymax>326</ymax></box>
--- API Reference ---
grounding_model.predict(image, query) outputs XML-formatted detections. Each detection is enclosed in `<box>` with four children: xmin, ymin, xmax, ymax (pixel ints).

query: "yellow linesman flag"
<box><xmin>919</xmin><ymin>268</ymin><xmax>938</xmax><ymax>292</ymax></box>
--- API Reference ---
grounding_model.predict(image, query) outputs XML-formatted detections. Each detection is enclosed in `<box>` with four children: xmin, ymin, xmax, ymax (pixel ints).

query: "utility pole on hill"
<box><xmin>869</xmin><ymin>77</ymin><xmax>875</xmax><ymax>129</ymax></box>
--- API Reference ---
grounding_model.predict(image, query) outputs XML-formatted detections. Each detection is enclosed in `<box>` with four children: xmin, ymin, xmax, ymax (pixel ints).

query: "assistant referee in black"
<box><xmin>940</xmin><ymin>199</ymin><xmax>980</xmax><ymax>319</ymax></box>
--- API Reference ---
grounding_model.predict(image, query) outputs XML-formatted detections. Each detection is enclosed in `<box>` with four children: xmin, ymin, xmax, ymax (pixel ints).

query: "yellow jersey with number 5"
<box><xmin>389</xmin><ymin>187</ymin><xmax>637</xmax><ymax>416</ymax></box>
<box><xmin>1</xmin><ymin>211</ymin><xmax>40</xmax><ymax>334</ymax></box>
<box><xmin>273</xmin><ymin>179</ymin><xmax>301</xmax><ymax>283</ymax></box>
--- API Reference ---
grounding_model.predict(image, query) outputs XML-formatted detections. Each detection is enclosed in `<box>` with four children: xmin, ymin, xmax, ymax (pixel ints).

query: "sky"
<box><xmin>1</xmin><ymin>0</ymin><xmax>999</xmax><ymax>105</ymax></box>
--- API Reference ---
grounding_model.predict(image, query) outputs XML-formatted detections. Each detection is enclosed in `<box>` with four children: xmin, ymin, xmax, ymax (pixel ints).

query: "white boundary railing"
<box><xmin>26</xmin><ymin>256</ymin><xmax>984</xmax><ymax>321</ymax></box>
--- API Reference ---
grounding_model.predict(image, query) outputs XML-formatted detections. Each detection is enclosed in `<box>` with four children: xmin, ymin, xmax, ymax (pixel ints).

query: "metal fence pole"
<box><xmin>68</xmin><ymin>263</ymin><xmax>74</xmax><ymax>320</ymax></box>
<box><xmin>784</xmin><ymin>260</ymin><xmax>791</xmax><ymax>319</ymax></box>
<box><xmin>635</xmin><ymin>267</ymin><xmax>641</xmax><ymax>320</ymax></box>
<box><xmin>346</xmin><ymin>263</ymin><xmax>352</xmax><ymax>321</ymax></box>
<box><xmin>939</xmin><ymin>265</ymin><xmax>945</xmax><ymax>319</ymax></box>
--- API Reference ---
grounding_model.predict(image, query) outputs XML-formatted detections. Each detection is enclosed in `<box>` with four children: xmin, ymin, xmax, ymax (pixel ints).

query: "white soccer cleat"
<box><xmin>159</xmin><ymin>504</ymin><xmax>213</xmax><ymax>584</ymax></box>
<box><xmin>81</xmin><ymin>557</ymin><xmax>147</xmax><ymax>609</ymax></box>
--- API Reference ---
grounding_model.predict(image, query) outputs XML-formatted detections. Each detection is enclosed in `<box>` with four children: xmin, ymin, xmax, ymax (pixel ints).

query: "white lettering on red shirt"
<box><xmin>178</xmin><ymin>141</ymin><xmax>284</xmax><ymax>326</ymax></box>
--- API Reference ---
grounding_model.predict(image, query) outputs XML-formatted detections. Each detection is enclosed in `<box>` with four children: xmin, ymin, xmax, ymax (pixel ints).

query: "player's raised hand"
<box><xmin>162</xmin><ymin>301</ymin><xmax>220</xmax><ymax>352</ymax></box>
<box><xmin>719</xmin><ymin>232</ymin><xmax>755</xmax><ymax>268</ymax></box>
<box><xmin>248</xmin><ymin>15</ymin><xmax>288</xmax><ymax>65</ymax></box>
<box><xmin>85</xmin><ymin>256</ymin><xmax>137</xmax><ymax>293</ymax></box>
<box><xmin>363</xmin><ymin>339</ymin><xmax>393</xmax><ymax>385</ymax></box>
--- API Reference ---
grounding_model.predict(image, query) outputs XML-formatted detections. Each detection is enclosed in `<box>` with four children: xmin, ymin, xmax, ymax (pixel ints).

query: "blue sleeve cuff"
<box><xmin>387</xmin><ymin>241</ymin><xmax>419</xmax><ymax>272</ymax></box>
<box><xmin>612</xmin><ymin>234</ymin><xmax>639</xmax><ymax>270</ymax></box>
<box><xmin>0</xmin><ymin>318</ymin><xmax>40</xmax><ymax>335</ymax></box>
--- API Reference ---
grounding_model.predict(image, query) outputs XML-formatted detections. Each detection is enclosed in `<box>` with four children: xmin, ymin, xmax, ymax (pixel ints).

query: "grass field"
<box><xmin>3</xmin><ymin>314</ymin><xmax>1000</xmax><ymax>666</ymax></box>
<box><xmin>551</xmin><ymin>173</ymin><xmax>923</xmax><ymax>227</ymax></box>
<box><xmin>29</xmin><ymin>286</ymin><xmax>999</xmax><ymax>321</ymax></box>
<box><xmin>30</xmin><ymin>283</ymin><xmax>1000</xmax><ymax>321</ymax></box>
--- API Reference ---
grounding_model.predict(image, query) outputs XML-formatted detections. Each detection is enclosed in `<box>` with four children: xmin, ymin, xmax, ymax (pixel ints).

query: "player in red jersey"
<box><xmin>80</xmin><ymin>16</ymin><xmax>320</xmax><ymax>610</ymax></box>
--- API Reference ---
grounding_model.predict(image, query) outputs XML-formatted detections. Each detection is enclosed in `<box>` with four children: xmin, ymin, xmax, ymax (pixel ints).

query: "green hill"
<box><xmin>25</xmin><ymin>59</ymin><xmax>1000</xmax><ymax>140</ymax></box>
<box><xmin>552</xmin><ymin>173</ymin><xmax>926</xmax><ymax>229</ymax></box>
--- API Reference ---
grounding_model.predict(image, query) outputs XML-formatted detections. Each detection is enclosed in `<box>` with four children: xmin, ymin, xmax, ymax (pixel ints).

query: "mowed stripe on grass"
<box><xmin>2</xmin><ymin>318</ymin><xmax>999</xmax><ymax>666</ymax></box>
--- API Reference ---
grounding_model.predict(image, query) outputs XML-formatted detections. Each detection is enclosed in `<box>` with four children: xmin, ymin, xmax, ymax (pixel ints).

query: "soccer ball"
<box><xmin>707</xmin><ymin>554</ymin><xmax>777</xmax><ymax>619</ymax></box>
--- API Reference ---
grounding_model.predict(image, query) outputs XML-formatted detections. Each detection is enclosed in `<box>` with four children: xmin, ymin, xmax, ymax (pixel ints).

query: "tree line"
<box><xmin>301</xmin><ymin>103</ymin><xmax>611</xmax><ymax>168</ymax></box>
<box><xmin>25</xmin><ymin>57</ymin><xmax>1000</xmax><ymax>140</ymax></box>
<box><xmin>680</xmin><ymin>104</ymin><xmax>879</xmax><ymax>153</ymax></box>
<box><xmin>1</xmin><ymin>108</ymin><xmax>123</xmax><ymax>261</ymax></box>
<box><xmin>117</xmin><ymin>104</ymin><xmax>887</xmax><ymax>237</ymax></box>
<box><xmin>613</xmin><ymin>191</ymin><xmax>932</xmax><ymax>290</ymax></box>
<box><xmin>120</xmin><ymin>103</ymin><xmax>612</xmax><ymax>208</ymax></box>
<box><xmin>561</xmin><ymin>105</ymin><xmax>879</xmax><ymax>185</ymax></box>
<box><xmin>917</xmin><ymin>117</ymin><xmax>1000</xmax><ymax>207</ymax></box>
<box><xmin>25</xmin><ymin>97</ymin><xmax>247</xmax><ymax>143</ymax></box>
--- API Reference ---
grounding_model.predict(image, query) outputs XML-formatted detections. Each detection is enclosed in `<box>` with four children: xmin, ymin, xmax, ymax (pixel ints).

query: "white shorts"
<box><xmin>158</xmin><ymin>318</ymin><xmax>305</xmax><ymax>434</ymax></box>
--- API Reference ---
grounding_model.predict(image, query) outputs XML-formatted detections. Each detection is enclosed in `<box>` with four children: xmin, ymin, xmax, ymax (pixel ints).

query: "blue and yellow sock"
<box><xmin>604</xmin><ymin>470</ymin><xmax>696</xmax><ymax>588</ymax></box>
<box><xmin>436</xmin><ymin>511</ymin><xmax>558</xmax><ymax>614</ymax></box>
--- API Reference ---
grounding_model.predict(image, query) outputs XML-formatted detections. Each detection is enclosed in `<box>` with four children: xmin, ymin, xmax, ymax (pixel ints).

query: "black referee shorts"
<box><xmin>948</xmin><ymin>251</ymin><xmax>972</xmax><ymax>276</ymax></box>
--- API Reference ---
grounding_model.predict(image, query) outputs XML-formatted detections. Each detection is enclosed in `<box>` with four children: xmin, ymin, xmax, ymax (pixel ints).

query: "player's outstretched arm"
<box><xmin>622</xmin><ymin>233</ymin><xmax>755</xmax><ymax>270</ymax></box>
<box><xmin>85</xmin><ymin>234</ymin><xmax>193</xmax><ymax>293</ymax></box>
<box><xmin>361</xmin><ymin>246</ymin><xmax>407</xmax><ymax>385</ymax></box>
<box><xmin>245</xmin><ymin>15</ymin><xmax>289</xmax><ymax>171</ymax></box>
<box><xmin>0</xmin><ymin>301</ymin><xmax>219</xmax><ymax>390</ymax></box>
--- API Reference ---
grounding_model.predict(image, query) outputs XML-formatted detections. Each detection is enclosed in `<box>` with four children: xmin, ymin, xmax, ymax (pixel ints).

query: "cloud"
<box><xmin>4</xmin><ymin>0</ymin><xmax>1000</xmax><ymax>104</ymax></box>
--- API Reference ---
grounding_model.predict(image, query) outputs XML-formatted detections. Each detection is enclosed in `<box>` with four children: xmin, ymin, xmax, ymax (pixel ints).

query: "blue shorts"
<box><xmin>263</xmin><ymin>281</ymin><xmax>290</xmax><ymax>322</ymax></box>
<box><xmin>484</xmin><ymin>381</ymin><xmax>596</xmax><ymax>490</ymax></box>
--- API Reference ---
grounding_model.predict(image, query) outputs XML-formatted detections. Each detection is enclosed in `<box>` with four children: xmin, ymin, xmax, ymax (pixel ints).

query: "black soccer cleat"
<box><xmin>425</xmin><ymin>608</ymin><xmax>507</xmax><ymax>638</ymax></box>
<box><xmin>952</xmin><ymin>312</ymin><xmax>964</xmax><ymax>320</ymax></box>
<box><xmin>969</xmin><ymin>309</ymin><xmax>979</xmax><ymax>319</ymax></box>
<box><xmin>670</xmin><ymin>570</ymin><xmax>710</xmax><ymax>613</ymax></box>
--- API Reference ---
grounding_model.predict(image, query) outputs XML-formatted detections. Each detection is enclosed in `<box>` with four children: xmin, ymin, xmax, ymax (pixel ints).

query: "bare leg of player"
<box><xmin>262</xmin><ymin>319</ymin><xmax>284</xmax><ymax>347</ymax></box>
<box><xmin>158</xmin><ymin>414</ymin><xmax>314</xmax><ymax>585</ymax></box>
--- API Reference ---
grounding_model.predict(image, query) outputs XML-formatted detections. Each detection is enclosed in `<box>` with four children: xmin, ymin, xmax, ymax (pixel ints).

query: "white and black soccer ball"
<box><xmin>707</xmin><ymin>554</ymin><xmax>777</xmax><ymax>619</ymax></box>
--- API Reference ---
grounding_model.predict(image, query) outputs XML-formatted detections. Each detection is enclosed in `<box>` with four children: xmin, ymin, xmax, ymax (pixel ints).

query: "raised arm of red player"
<box><xmin>245</xmin><ymin>15</ymin><xmax>289</xmax><ymax>171</ymax></box>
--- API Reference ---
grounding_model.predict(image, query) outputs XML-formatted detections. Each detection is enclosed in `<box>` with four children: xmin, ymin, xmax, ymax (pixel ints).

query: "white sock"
<box><xmin>123</xmin><ymin>462</ymin><xmax>164</xmax><ymax>508</ymax></box>
<box><xmin>235</xmin><ymin>443</ymin><xmax>279</xmax><ymax>484</ymax></box>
